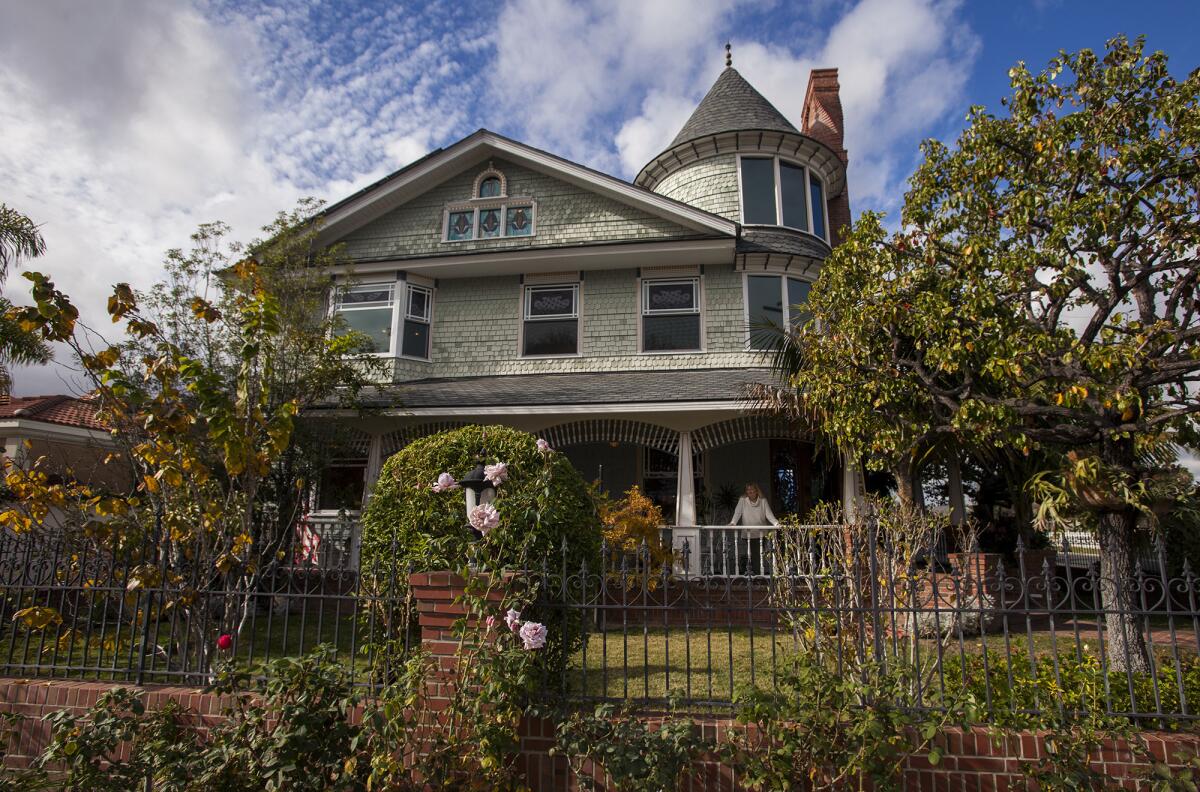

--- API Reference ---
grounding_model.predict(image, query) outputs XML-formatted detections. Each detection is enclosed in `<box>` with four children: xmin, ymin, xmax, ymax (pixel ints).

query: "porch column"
<box><xmin>947</xmin><ymin>454</ymin><xmax>967</xmax><ymax>526</ymax></box>
<box><xmin>675</xmin><ymin>430</ymin><xmax>696</xmax><ymax>527</ymax></box>
<box><xmin>841</xmin><ymin>453</ymin><xmax>865</xmax><ymax>521</ymax></box>
<box><xmin>363</xmin><ymin>433</ymin><xmax>384</xmax><ymax>505</ymax></box>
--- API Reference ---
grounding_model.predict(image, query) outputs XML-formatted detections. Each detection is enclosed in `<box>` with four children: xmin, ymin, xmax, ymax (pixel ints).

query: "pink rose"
<box><xmin>505</xmin><ymin>608</ymin><xmax>521</xmax><ymax>632</ymax></box>
<box><xmin>519</xmin><ymin>621</ymin><xmax>548</xmax><ymax>650</ymax></box>
<box><xmin>469</xmin><ymin>503</ymin><xmax>500</xmax><ymax>535</ymax></box>
<box><xmin>485</xmin><ymin>615</ymin><xmax>497</xmax><ymax>631</ymax></box>
<box><xmin>431</xmin><ymin>472</ymin><xmax>459</xmax><ymax>493</ymax></box>
<box><xmin>483</xmin><ymin>462</ymin><xmax>508</xmax><ymax>486</ymax></box>
<box><xmin>216</xmin><ymin>634</ymin><xmax>233</xmax><ymax>651</ymax></box>
<box><xmin>536</xmin><ymin>438</ymin><xmax>552</xmax><ymax>454</ymax></box>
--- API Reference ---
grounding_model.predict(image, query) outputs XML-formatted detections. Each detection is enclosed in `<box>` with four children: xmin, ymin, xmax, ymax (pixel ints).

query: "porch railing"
<box><xmin>667</xmin><ymin>525</ymin><xmax>840</xmax><ymax>577</ymax></box>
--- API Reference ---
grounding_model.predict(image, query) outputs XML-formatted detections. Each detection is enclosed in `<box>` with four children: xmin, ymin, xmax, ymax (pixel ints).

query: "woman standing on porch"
<box><xmin>729</xmin><ymin>483</ymin><xmax>778</xmax><ymax>575</ymax></box>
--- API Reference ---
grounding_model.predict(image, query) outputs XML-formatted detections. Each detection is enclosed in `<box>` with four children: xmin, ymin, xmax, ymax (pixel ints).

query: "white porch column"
<box><xmin>363</xmin><ymin>433</ymin><xmax>384</xmax><ymax>506</ymax></box>
<box><xmin>675</xmin><ymin>430</ymin><xmax>696</xmax><ymax>527</ymax></box>
<box><xmin>841</xmin><ymin>453</ymin><xmax>865</xmax><ymax>521</ymax></box>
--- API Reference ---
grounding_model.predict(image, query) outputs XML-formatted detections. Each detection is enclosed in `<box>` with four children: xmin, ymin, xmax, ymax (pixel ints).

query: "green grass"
<box><xmin>565</xmin><ymin>622</ymin><xmax>1200</xmax><ymax>705</ymax></box>
<box><xmin>0</xmin><ymin>602</ymin><xmax>395</xmax><ymax>684</ymax></box>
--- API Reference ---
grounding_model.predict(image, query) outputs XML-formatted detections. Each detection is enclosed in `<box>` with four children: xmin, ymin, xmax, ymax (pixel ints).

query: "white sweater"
<box><xmin>729</xmin><ymin>496</ymin><xmax>778</xmax><ymax>538</ymax></box>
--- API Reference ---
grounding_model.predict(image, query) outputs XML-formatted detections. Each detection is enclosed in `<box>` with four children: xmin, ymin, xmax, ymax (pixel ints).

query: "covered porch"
<box><xmin>303</xmin><ymin>368</ymin><xmax>867</xmax><ymax>576</ymax></box>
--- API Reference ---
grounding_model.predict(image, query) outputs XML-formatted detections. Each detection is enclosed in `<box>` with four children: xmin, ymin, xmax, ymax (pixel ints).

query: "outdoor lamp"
<box><xmin>459</xmin><ymin>462</ymin><xmax>496</xmax><ymax>517</ymax></box>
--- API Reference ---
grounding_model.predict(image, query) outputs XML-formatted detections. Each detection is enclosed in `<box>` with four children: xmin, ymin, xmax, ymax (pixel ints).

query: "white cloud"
<box><xmin>606</xmin><ymin>0</ymin><xmax>979</xmax><ymax>206</ymax></box>
<box><xmin>0</xmin><ymin>0</ymin><xmax>483</xmax><ymax>395</ymax></box>
<box><xmin>489</xmin><ymin>0</ymin><xmax>740</xmax><ymax>172</ymax></box>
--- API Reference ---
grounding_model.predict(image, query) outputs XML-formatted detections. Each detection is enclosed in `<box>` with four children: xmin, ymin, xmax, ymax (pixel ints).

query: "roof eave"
<box><xmin>316</xmin><ymin>129</ymin><xmax>738</xmax><ymax>248</ymax></box>
<box><xmin>635</xmin><ymin>129</ymin><xmax>848</xmax><ymax>198</ymax></box>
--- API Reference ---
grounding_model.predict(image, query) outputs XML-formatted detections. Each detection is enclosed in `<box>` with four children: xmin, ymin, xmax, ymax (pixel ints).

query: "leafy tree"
<box><xmin>775</xmin><ymin>37</ymin><xmax>1199</xmax><ymax>671</ymax></box>
<box><xmin>0</xmin><ymin>203</ymin><xmax>53</xmax><ymax>394</ymax></box>
<box><xmin>1</xmin><ymin>202</ymin><xmax>380</xmax><ymax>673</ymax></box>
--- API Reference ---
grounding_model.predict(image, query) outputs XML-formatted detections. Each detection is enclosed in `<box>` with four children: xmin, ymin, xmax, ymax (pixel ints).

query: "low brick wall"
<box><xmin>4</xmin><ymin>678</ymin><xmax>1198</xmax><ymax>790</ymax></box>
<box><xmin>4</xmin><ymin>568</ymin><xmax>1199</xmax><ymax>790</ymax></box>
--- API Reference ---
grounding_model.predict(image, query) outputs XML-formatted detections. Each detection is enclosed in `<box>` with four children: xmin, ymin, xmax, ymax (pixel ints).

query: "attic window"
<box><xmin>472</xmin><ymin>166</ymin><xmax>507</xmax><ymax>198</ymax></box>
<box><xmin>478</xmin><ymin>176</ymin><xmax>502</xmax><ymax>198</ymax></box>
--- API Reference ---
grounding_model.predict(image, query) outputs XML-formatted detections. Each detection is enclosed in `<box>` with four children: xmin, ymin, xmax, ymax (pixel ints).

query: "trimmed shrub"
<box><xmin>360</xmin><ymin>425</ymin><xmax>601</xmax><ymax>671</ymax></box>
<box><xmin>361</xmin><ymin>425</ymin><xmax>600</xmax><ymax>574</ymax></box>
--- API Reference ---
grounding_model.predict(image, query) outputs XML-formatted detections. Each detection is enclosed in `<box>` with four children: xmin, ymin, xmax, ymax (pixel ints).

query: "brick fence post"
<box><xmin>406</xmin><ymin>571</ymin><xmax>514</xmax><ymax>711</ymax></box>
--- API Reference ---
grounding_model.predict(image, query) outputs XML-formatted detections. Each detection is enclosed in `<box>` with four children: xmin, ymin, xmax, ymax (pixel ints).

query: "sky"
<box><xmin>2</xmin><ymin>0</ymin><xmax>1198</xmax><ymax>403</ymax></box>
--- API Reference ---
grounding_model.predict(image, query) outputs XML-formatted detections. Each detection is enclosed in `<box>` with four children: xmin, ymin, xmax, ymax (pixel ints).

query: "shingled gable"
<box><xmin>316</xmin><ymin>129</ymin><xmax>737</xmax><ymax>250</ymax></box>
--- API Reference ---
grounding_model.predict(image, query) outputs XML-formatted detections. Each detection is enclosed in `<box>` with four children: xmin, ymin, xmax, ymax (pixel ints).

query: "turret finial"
<box><xmin>725</xmin><ymin>42</ymin><xmax>732</xmax><ymax>68</ymax></box>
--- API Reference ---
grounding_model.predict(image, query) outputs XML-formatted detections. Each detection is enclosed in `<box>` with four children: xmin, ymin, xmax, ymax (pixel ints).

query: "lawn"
<box><xmin>564</xmin><ymin>621</ymin><xmax>1200</xmax><ymax>708</ymax></box>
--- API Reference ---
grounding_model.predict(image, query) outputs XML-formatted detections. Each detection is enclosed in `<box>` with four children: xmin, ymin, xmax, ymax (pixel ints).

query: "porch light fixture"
<box><xmin>460</xmin><ymin>462</ymin><xmax>496</xmax><ymax>521</ymax></box>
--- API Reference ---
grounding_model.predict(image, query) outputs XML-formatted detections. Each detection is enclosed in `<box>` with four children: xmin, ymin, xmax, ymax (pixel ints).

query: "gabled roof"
<box><xmin>669</xmin><ymin>67</ymin><xmax>798</xmax><ymax>148</ymax></box>
<box><xmin>317</xmin><ymin>129</ymin><xmax>738</xmax><ymax>248</ymax></box>
<box><xmin>0</xmin><ymin>395</ymin><xmax>106</xmax><ymax>431</ymax></box>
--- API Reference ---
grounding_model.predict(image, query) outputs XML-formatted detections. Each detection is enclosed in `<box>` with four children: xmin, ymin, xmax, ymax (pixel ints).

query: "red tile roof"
<box><xmin>0</xmin><ymin>394</ymin><xmax>107</xmax><ymax>431</ymax></box>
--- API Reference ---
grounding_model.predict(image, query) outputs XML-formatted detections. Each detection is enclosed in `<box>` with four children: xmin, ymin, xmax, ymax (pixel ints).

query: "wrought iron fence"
<box><xmin>0</xmin><ymin>526</ymin><xmax>410</xmax><ymax>688</ymax></box>
<box><xmin>545</xmin><ymin>529</ymin><xmax>1200</xmax><ymax>725</ymax></box>
<box><xmin>3</xmin><ymin>521</ymin><xmax>1199</xmax><ymax>726</ymax></box>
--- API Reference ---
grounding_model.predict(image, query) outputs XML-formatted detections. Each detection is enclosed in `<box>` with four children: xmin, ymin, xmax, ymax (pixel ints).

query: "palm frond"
<box><xmin>0</xmin><ymin>203</ymin><xmax>47</xmax><ymax>283</ymax></box>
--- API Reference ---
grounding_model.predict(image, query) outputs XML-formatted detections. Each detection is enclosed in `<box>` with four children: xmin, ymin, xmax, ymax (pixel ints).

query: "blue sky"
<box><xmin>1</xmin><ymin>0</ymin><xmax>1199</xmax><ymax>396</ymax></box>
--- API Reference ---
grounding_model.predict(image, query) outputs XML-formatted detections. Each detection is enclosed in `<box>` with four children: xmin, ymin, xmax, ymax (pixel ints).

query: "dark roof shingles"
<box><xmin>342</xmin><ymin>368</ymin><xmax>777</xmax><ymax>410</ymax></box>
<box><xmin>670</xmin><ymin>68</ymin><xmax>798</xmax><ymax>148</ymax></box>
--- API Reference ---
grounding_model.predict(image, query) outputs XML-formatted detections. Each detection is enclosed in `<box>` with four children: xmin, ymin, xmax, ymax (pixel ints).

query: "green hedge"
<box><xmin>360</xmin><ymin>425</ymin><xmax>600</xmax><ymax>575</ymax></box>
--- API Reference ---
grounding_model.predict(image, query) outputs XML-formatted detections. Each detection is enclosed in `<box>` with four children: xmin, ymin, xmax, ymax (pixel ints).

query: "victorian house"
<box><xmin>305</xmin><ymin>58</ymin><xmax>862</xmax><ymax>572</ymax></box>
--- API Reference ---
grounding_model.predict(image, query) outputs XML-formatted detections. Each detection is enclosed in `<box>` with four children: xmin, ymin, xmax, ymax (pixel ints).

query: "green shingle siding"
<box><xmin>654</xmin><ymin>155</ymin><xmax>741</xmax><ymax>223</ymax></box>
<box><xmin>340</xmin><ymin>158</ymin><xmax>703</xmax><ymax>261</ymax></box>
<box><xmin>373</xmin><ymin>264</ymin><xmax>764</xmax><ymax>382</ymax></box>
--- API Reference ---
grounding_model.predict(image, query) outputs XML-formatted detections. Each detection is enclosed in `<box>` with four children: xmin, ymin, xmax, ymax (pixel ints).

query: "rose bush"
<box><xmin>360</xmin><ymin>424</ymin><xmax>600</xmax><ymax>671</ymax></box>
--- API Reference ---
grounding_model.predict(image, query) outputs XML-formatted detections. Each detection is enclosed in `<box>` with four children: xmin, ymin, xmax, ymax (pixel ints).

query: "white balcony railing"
<box><xmin>668</xmin><ymin>525</ymin><xmax>839</xmax><ymax>578</ymax></box>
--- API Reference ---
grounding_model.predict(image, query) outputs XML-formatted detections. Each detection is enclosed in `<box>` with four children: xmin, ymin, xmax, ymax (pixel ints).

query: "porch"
<box><xmin>304</xmin><ymin>420</ymin><xmax>864</xmax><ymax>578</ymax></box>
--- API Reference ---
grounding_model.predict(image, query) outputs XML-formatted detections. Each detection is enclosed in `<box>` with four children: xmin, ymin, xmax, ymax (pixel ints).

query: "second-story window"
<box><xmin>401</xmin><ymin>284</ymin><xmax>433</xmax><ymax>359</ymax></box>
<box><xmin>642</xmin><ymin>278</ymin><xmax>701</xmax><ymax>352</ymax></box>
<box><xmin>746</xmin><ymin>274</ymin><xmax>811</xmax><ymax>350</ymax></box>
<box><xmin>739</xmin><ymin>155</ymin><xmax>828</xmax><ymax>241</ymax></box>
<box><xmin>333</xmin><ymin>282</ymin><xmax>395</xmax><ymax>354</ymax></box>
<box><xmin>523</xmin><ymin>284</ymin><xmax>578</xmax><ymax>356</ymax></box>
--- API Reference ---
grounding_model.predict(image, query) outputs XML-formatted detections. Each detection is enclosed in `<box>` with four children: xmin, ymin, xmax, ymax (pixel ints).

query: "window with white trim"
<box><xmin>522</xmin><ymin>284</ymin><xmax>578</xmax><ymax>356</ymax></box>
<box><xmin>641</xmin><ymin>278</ymin><xmax>701</xmax><ymax>352</ymax></box>
<box><xmin>333</xmin><ymin>282</ymin><xmax>396</xmax><ymax>353</ymax></box>
<box><xmin>746</xmin><ymin>274</ymin><xmax>812</xmax><ymax>350</ymax></box>
<box><xmin>400</xmin><ymin>284</ymin><xmax>433</xmax><ymax>359</ymax></box>
<box><xmin>739</xmin><ymin>155</ymin><xmax>828</xmax><ymax>241</ymax></box>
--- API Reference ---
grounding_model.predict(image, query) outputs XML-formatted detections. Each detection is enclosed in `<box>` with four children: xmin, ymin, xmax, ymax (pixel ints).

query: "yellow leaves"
<box><xmin>12</xmin><ymin>606</ymin><xmax>62</xmax><ymax>631</ymax></box>
<box><xmin>0</xmin><ymin>509</ymin><xmax>35</xmax><ymax>534</ymax></box>
<box><xmin>232</xmin><ymin>532</ymin><xmax>252</xmax><ymax>557</ymax></box>
<box><xmin>189</xmin><ymin>297</ymin><xmax>222</xmax><ymax>323</ymax></box>
<box><xmin>125</xmin><ymin>565</ymin><xmax>161</xmax><ymax>592</ymax></box>
<box><xmin>107</xmin><ymin>283</ymin><xmax>137</xmax><ymax>320</ymax></box>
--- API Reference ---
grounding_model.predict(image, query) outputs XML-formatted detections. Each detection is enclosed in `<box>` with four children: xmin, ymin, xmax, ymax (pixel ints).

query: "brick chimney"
<box><xmin>802</xmin><ymin>68</ymin><xmax>851</xmax><ymax>244</ymax></box>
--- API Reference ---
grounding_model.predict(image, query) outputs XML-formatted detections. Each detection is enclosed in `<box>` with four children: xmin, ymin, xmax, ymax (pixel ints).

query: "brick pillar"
<box><xmin>410</xmin><ymin>571</ymin><xmax>508</xmax><ymax>710</ymax></box>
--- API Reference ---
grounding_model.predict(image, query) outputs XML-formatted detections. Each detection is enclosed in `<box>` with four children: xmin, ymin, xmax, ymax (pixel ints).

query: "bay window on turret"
<box><xmin>738</xmin><ymin>155</ymin><xmax>828</xmax><ymax>241</ymax></box>
<box><xmin>745</xmin><ymin>274</ymin><xmax>812</xmax><ymax>350</ymax></box>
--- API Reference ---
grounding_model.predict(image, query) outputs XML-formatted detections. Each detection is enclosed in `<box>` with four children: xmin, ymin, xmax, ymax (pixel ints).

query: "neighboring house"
<box><xmin>305</xmin><ymin>58</ymin><xmax>864</xmax><ymax>565</ymax></box>
<box><xmin>0</xmin><ymin>394</ymin><xmax>127</xmax><ymax>493</ymax></box>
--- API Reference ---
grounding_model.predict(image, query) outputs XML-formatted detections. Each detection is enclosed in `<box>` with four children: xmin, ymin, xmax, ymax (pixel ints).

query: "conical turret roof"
<box><xmin>669</xmin><ymin>66</ymin><xmax>797</xmax><ymax>147</ymax></box>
